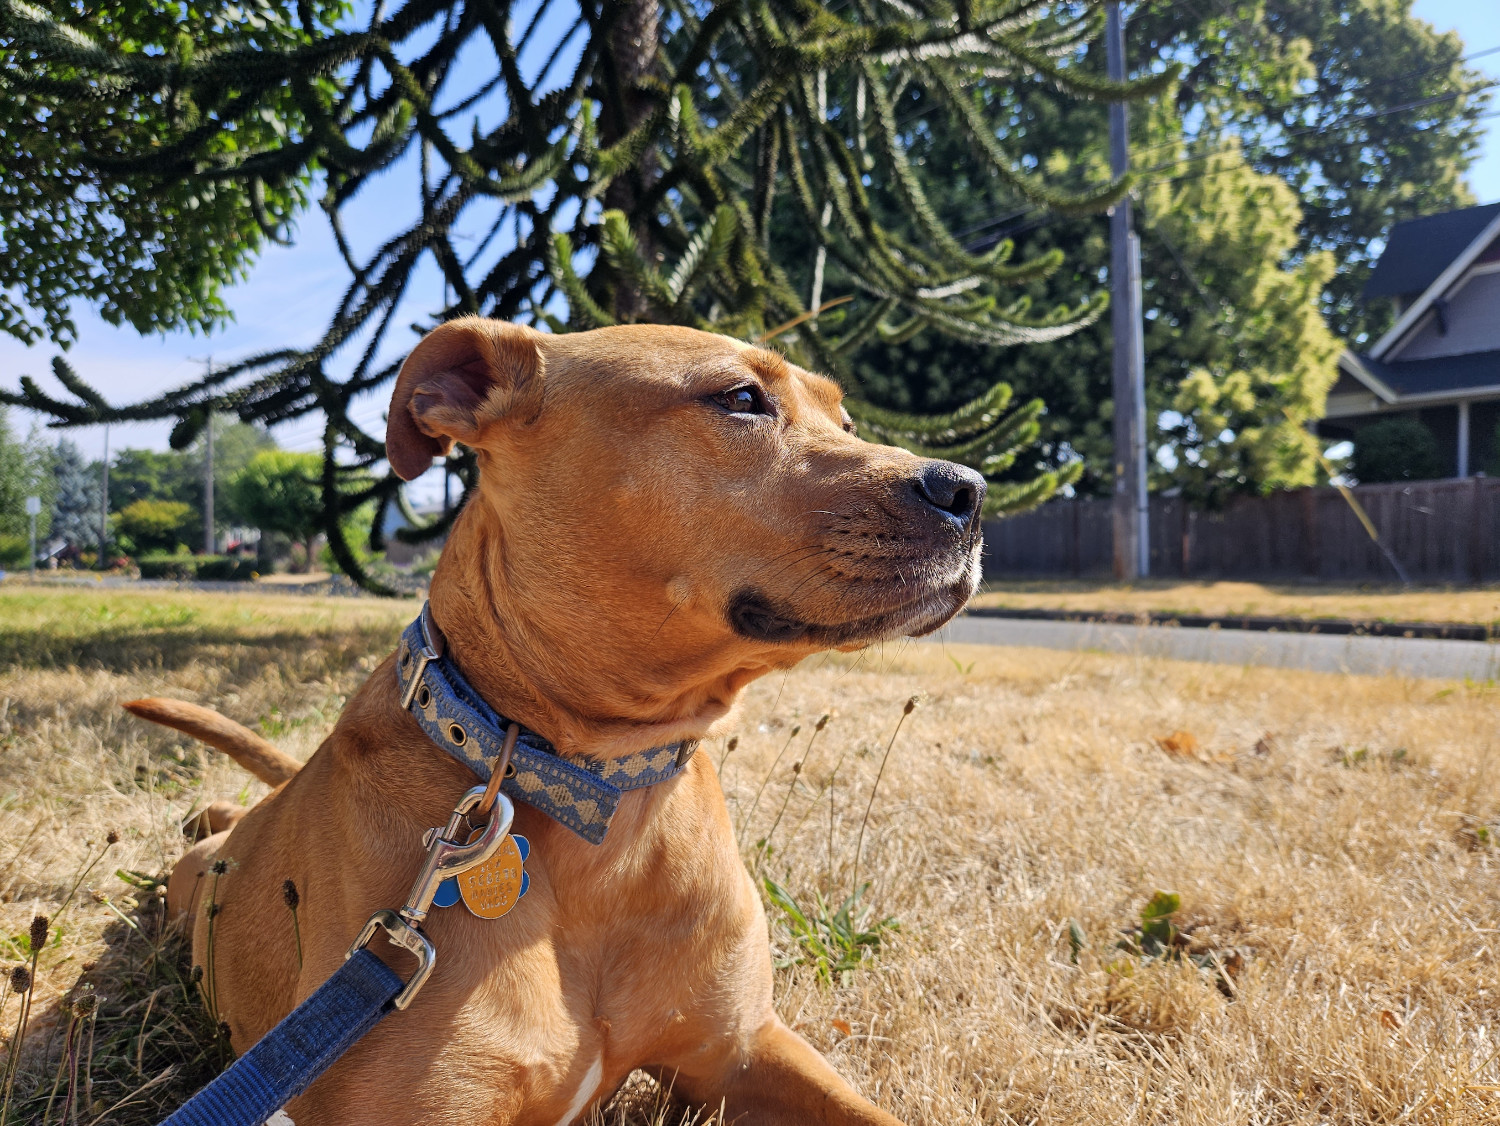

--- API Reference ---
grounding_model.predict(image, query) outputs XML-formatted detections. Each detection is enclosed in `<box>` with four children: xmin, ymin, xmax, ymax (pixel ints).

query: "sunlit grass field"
<box><xmin>2</xmin><ymin>585</ymin><xmax>1498</xmax><ymax>1124</ymax></box>
<box><xmin>974</xmin><ymin>579</ymin><xmax>1500</xmax><ymax>627</ymax></box>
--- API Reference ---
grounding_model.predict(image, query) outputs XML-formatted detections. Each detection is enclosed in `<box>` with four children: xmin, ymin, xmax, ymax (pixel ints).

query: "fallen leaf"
<box><xmin>830</xmin><ymin>1019</ymin><xmax>852</xmax><ymax>1036</ymax></box>
<box><xmin>1156</xmin><ymin>730</ymin><xmax>1199</xmax><ymax>757</ymax></box>
<box><xmin>1379</xmin><ymin>1010</ymin><xmax>1402</xmax><ymax>1030</ymax></box>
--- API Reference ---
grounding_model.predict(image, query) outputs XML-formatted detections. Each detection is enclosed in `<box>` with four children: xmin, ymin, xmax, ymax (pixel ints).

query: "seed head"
<box><xmin>210</xmin><ymin>859</ymin><xmax>228</xmax><ymax>876</ymax></box>
<box><xmin>29</xmin><ymin>915</ymin><xmax>49</xmax><ymax>950</ymax></box>
<box><xmin>105</xmin><ymin>829</ymin><xmax>120</xmax><ymax>846</ymax></box>
<box><xmin>207</xmin><ymin>903</ymin><xmax>222</xmax><ymax>919</ymax></box>
<box><xmin>791</xmin><ymin>762</ymin><xmax>802</xmax><ymax>775</ymax></box>
<box><xmin>815</xmin><ymin>714</ymin><xmax>830</xmax><ymax>731</ymax></box>
<box><xmin>190</xmin><ymin>965</ymin><xmax>204</xmax><ymax>984</ymax></box>
<box><xmin>282</xmin><ymin>879</ymin><xmax>300</xmax><ymax>911</ymax></box>
<box><xmin>90</xmin><ymin>890</ymin><xmax>109</xmax><ymax>904</ymax></box>
<box><xmin>789</xmin><ymin>724</ymin><xmax>801</xmax><ymax>737</ymax></box>
<box><xmin>81</xmin><ymin>961</ymin><xmax>97</xmax><ymax>973</ymax></box>
<box><xmin>71</xmin><ymin>989</ymin><xmax>97</xmax><ymax>1017</ymax></box>
<box><xmin>726</xmin><ymin>737</ymin><xmax>738</xmax><ymax>752</ymax></box>
<box><xmin>903</xmin><ymin>695</ymin><xmax>919</xmax><ymax>715</ymax></box>
<box><xmin>9</xmin><ymin>966</ymin><xmax>31</xmax><ymax>994</ymax></box>
<box><xmin>218</xmin><ymin>1021</ymin><xmax>232</xmax><ymax>1041</ymax></box>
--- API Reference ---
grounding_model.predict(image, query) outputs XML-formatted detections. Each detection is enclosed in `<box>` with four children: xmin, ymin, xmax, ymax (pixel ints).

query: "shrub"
<box><xmin>116</xmin><ymin>499</ymin><xmax>194</xmax><ymax>554</ymax></box>
<box><xmin>0</xmin><ymin>532</ymin><xmax>30</xmax><ymax>569</ymax></box>
<box><xmin>136</xmin><ymin>553</ymin><xmax>198</xmax><ymax>580</ymax></box>
<box><xmin>1351</xmin><ymin>417</ymin><xmax>1446</xmax><ymax>483</ymax></box>
<box><xmin>136</xmin><ymin>554</ymin><xmax>255</xmax><ymax>581</ymax></box>
<box><xmin>196</xmin><ymin>555</ymin><xmax>256</xmax><ymax>581</ymax></box>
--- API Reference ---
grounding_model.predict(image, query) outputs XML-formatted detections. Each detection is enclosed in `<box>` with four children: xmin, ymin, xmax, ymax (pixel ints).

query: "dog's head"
<box><xmin>387</xmin><ymin>317</ymin><xmax>983</xmax><ymax>686</ymax></box>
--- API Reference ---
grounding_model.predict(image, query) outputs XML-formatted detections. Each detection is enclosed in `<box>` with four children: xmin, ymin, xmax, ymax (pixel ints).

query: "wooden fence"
<box><xmin>982</xmin><ymin>478</ymin><xmax>1500</xmax><ymax>584</ymax></box>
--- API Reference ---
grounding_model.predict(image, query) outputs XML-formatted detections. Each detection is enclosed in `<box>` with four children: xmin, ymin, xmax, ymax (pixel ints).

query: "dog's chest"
<box><xmin>416</xmin><ymin>825</ymin><xmax>754</xmax><ymax>1122</ymax></box>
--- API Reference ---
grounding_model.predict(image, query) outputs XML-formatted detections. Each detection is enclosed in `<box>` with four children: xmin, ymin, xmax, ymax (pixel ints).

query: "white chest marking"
<box><xmin>551</xmin><ymin>1053</ymin><xmax>604</xmax><ymax>1126</ymax></box>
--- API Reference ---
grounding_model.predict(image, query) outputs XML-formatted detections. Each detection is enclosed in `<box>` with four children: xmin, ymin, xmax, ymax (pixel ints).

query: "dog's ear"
<box><xmin>385</xmin><ymin>317</ymin><xmax>545</xmax><ymax>481</ymax></box>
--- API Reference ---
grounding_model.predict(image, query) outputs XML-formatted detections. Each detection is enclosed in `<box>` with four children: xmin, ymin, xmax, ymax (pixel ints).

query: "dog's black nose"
<box><xmin>912</xmin><ymin>461</ymin><xmax>986</xmax><ymax>531</ymax></box>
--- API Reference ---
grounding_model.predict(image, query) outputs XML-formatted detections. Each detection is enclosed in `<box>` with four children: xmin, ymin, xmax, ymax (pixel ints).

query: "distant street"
<box><xmin>933</xmin><ymin>614</ymin><xmax>1500</xmax><ymax>681</ymax></box>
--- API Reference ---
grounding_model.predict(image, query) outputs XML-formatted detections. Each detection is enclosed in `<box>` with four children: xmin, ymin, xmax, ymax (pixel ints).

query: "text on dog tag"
<box><xmin>458</xmin><ymin>833</ymin><xmax>530</xmax><ymax>919</ymax></box>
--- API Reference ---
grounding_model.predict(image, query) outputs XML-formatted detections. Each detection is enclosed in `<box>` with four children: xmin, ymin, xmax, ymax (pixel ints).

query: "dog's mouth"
<box><xmin>727</xmin><ymin>544</ymin><xmax>980</xmax><ymax>647</ymax></box>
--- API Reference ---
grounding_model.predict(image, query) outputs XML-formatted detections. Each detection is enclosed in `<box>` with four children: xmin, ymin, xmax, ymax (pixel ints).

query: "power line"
<box><xmin>1127</xmin><ymin>78</ymin><xmax>1500</xmax><ymax>185</ymax></box>
<box><xmin>952</xmin><ymin>22</ymin><xmax>1500</xmax><ymax>245</ymax></box>
<box><xmin>1137</xmin><ymin>106</ymin><xmax>1500</xmax><ymax>195</ymax></box>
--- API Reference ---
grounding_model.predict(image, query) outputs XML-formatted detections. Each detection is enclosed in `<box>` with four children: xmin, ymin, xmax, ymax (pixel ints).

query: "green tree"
<box><xmin>0</xmin><ymin>0</ymin><xmax>1169</xmax><ymax>591</ymax></box>
<box><xmin>227</xmin><ymin>450</ymin><xmax>325</xmax><ymax>571</ymax></box>
<box><xmin>109</xmin><ymin>448</ymin><xmax>197</xmax><ymax>514</ymax></box>
<box><xmin>201</xmin><ymin>420</ymin><xmax>275</xmax><ymax>526</ymax></box>
<box><xmin>0</xmin><ymin>0</ymin><xmax>345</xmax><ymax>346</ymax></box>
<box><xmin>1143</xmin><ymin>148</ymin><xmax>1341</xmax><ymax>505</ymax></box>
<box><xmin>0</xmin><ymin>406</ymin><xmax>53</xmax><ymax>565</ymax></box>
<box><xmin>852</xmin><ymin>0</ymin><xmax>1485</xmax><ymax>499</ymax></box>
<box><xmin>853</xmin><ymin>112</ymin><xmax>1342</xmax><ymax>502</ymax></box>
<box><xmin>1139</xmin><ymin>0</ymin><xmax>1490</xmax><ymax>344</ymax></box>
<box><xmin>0</xmin><ymin>406</ymin><xmax>34</xmax><ymax>535</ymax></box>
<box><xmin>49</xmin><ymin>438</ymin><xmax>100</xmax><ymax>552</ymax></box>
<box><xmin>109</xmin><ymin>420</ymin><xmax>273</xmax><ymax>534</ymax></box>
<box><xmin>115</xmin><ymin>498</ymin><xmax>193</xmax><ymax>554</ymax></box>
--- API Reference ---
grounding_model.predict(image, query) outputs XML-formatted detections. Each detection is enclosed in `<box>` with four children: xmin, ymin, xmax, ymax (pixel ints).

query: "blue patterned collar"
<box><xmin>396</xmin><ymin>604</ymin><xmax>695</xmax><ymax>844</ymax></box>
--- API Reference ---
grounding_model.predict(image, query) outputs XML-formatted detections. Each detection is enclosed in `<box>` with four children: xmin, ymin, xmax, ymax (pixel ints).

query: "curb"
<box><xmin>963</xmin><ymin>605</ymin><xmax>1496</xmax><ymax>643</ymax></box>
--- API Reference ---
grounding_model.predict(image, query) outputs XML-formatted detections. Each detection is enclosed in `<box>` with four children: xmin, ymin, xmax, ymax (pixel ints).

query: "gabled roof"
<box><xmin>1368</xmin><ymin>206</ymin><xmax>1500</xmax><ymax>362</ymax></box>
<box><xmin>1364</xmin><ymin>203</ymin><xmax>1500</xmax><ymax>299</ymax></box>
<box><xmin>1342</xmin><ymin>348</ymin><xmax>1500</xmax><ymax>403</ymax></box>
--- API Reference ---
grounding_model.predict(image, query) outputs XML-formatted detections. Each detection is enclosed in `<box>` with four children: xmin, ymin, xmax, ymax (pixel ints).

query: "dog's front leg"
<box><xmin>664</xmin><ymin>1017</ymin><xmax>905</xmax><ymax>1126</ymax></box>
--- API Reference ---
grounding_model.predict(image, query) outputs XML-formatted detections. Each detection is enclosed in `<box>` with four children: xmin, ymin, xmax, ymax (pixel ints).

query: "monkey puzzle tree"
<box><xmin>1</xmin><ymin>0</ymin><xmax>1168</xmax><ymax>591</ymax></box>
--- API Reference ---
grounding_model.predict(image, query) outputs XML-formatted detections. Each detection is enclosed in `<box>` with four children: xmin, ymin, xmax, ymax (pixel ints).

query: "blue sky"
<box><xmin>2</xmin><ymin>0</ymin><xmax>1496</xmax><ymax>503</ymax></box>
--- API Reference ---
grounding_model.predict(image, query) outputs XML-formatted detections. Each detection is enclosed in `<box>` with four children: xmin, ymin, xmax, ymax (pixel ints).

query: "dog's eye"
<box><xmin>711</xmin><ymin>385</ymin><xmax>769</xmax><ymax>416</ymax></box>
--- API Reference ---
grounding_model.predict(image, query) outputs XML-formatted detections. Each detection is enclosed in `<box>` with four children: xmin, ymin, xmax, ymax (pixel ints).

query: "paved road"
<box><xmin>931</xmin><ymin>615</ymin><xmax>1500</xmax><ymax>681</ymax></box>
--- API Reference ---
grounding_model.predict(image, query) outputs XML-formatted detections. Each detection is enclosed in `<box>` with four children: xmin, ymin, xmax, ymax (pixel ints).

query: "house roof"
<box><xmin>1341</xmin><ymin>348</ymin><xmax>1500</xmax><ymax>404</ymax></box>
<box><xmin>1364</xmin><ymin>203</ymin><xmax>1500</xmax><ymax>299</ymax></box>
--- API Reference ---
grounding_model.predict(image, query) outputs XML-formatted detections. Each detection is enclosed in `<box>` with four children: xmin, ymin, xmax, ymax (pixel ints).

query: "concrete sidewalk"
<box><xmin>931</xmin><ymin>614</ymin><xmax>1500</xmax><ymax>680</ymax></box>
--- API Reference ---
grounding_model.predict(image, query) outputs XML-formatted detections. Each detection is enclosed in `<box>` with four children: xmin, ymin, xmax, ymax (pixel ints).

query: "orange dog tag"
<box><xmin>457</xmin><ymin>833</ymin><xmax>529</xmax><ymax>920</ymax></box>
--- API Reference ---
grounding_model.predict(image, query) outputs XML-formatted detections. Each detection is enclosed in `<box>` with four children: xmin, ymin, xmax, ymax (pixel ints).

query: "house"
<box><xmin>1321</xmin><ymin>202</ymin><xmax>1500</xmax><ymax>477</ymax></box>
<box><xmin>379</xmin><ymin>497</ymin><xmax>448</xmax><ymax>566</ymax></box>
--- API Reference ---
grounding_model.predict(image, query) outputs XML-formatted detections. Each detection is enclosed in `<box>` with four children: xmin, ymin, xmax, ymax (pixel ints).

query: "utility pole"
<box><xmin>99</xmin><ymin>424</ymin><xmax>109</xmax><ymax>568</ymax></box>
<box><xmin>203</xmin><ymin>358</ymin><xmax>215</xmax><ymax>554</ymax></box>
<box><xmin>1107</xmin><ymin>0</ymin><xmax>1149</xmax><ymax>580</ymax></box>
<box><xmin>25</xmin><ymin>496</ymin><xmax>40</xmax><ymax>575</ymax></box>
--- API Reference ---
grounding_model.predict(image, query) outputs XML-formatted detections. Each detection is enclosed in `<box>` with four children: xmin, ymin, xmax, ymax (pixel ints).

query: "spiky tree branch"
<box><xmin>2</xmin><ymin>0</ymin><xmax>1169</xmax><ymax>588</ymax></box>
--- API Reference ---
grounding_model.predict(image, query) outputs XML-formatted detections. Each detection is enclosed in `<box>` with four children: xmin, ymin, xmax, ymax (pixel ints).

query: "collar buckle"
<box><xmin>400</xmin><ymin>603</ymin><xmax>446</xmax><ymax>710</ymax></box>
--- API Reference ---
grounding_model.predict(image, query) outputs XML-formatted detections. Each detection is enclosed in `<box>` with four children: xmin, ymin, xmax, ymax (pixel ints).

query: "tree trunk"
<box><xmin>601</xmin><ymin>0</ymin><xmax>660</xmax><ymax>322</ymax></box>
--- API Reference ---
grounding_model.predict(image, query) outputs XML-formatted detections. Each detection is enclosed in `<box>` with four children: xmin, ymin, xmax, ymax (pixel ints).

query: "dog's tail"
<box><xmin>123</xmin><ymin>698</ymin><xmax>302</xmax><ymax>787</ymax></box>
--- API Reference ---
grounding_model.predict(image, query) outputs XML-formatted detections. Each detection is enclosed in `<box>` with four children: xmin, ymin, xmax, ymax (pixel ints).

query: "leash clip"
<box><xmin>347</xmin><ymin>784</ymin><xmax>515</xmax><ymax>1010</ymax></box>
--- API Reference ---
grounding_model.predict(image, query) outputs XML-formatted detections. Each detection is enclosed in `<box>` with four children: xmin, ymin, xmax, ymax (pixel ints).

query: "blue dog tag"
<box><xmin>433</xmin><ymin>877</ymin><xmax>462</xmax><ymax>908</ymax></box>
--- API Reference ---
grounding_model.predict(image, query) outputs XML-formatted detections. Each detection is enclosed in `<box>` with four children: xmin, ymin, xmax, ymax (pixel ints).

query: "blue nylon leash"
<box><xmin>160</xmin><ymin>950</ymin><xmax>402</xmax><ymax>1126</ymax></box>
<box><xmin>156</xmin><ymin>784</ymin><xmax>514</xmax><ymax>1126</ymax></box>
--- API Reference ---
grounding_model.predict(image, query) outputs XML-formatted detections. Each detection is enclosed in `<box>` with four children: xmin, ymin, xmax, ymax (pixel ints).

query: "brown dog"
<box><xmin>135</xmin><ymin>318</ymin><xmax>984</xmax><ymax>1125</ymax></box>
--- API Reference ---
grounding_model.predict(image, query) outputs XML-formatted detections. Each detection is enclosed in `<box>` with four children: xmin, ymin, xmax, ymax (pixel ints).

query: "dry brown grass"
<box><xmin>3</xmin><ymin>586</ymin><xmax>1500</xmax><ymax>1124</ymax></box>
<box><xmin>973</xmin><ymin>579</ymin><xmax>1500</xmax><ymax>627</ymax></box>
